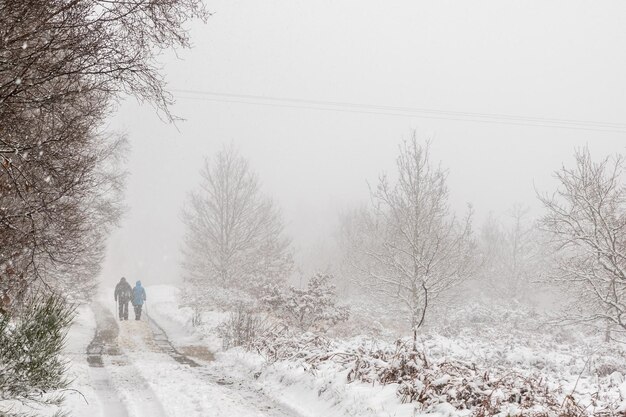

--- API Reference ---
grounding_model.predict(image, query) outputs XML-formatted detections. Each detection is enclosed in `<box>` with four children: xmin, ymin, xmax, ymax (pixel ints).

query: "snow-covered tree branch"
<box><xmin>539</xmin><ymin>147</ymin><xmax>626</xmax><ymax>335</ymax></box>
<box><xmin>343</xmin><ymin>136</ymin><xmax>476</xmax><ymax>341</ymax></box>
<box><xmin>181</xmin><ymin>145</ymin><xmax>294</xmax><ymax>314</ymax></box>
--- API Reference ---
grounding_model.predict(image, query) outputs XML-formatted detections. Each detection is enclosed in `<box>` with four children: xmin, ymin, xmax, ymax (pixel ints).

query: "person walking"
<box><xmin>114</xmin><ymin>277</ymin><xmax>132</xmax><ymax>320</ymax></box>
<box><xmin>132</xmin><ymin>280</ymin><xmax>147</xmax><ymax>320</ymax></box>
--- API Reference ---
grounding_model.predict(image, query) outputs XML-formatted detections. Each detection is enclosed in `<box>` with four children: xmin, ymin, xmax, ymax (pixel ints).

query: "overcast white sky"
<box><xmin>100</xmin><ymin>0</ymin><xmax>626</xmax><ymax>286</ymax></box>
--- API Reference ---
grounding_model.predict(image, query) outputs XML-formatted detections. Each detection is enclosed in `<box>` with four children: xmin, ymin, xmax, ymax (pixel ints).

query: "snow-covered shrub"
<box><xmin>250</xmin><ymin>331</ymin><xmax>332</xmax><ymax>363</ymax></box>
<box><xmin>278</xmin><ymin>273</ymin><xmax>349</xmax><ymax>332</ymax></box>
<box><xmin>249</xmin><ymin>332</ymin><xmax>624</xmax><ymax>416</ymax></box>
<box><xmin>595</xmin><ymin>361</ymin><xmax>624</xmax><ymax>378</ymax></box>
<box><xmin>553</xmin><ymin>325</ymin><xmax>580</xmax><ymax>345</ymax></box>
<box><xmin>0</xmin><ymin>294</ymin><xmax>74</xmax><ymax>416</ymax></box>
<box><xmin>331</xmin><ymin>311</ymin><xmax>386</xmax><ymax>339</ymax></box>
<box><xmin>217</xmin><ymin>305</ymin><xmax>286</xmax><ymax>350</ymax></box>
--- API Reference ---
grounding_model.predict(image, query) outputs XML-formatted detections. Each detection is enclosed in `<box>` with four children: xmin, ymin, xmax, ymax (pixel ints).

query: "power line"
<box><xmin>176</xmin><ymin>95</ymin><xmax>626</xmax><ymax>134</ymax></box>
<box><xmin>171</xmin><ymin>89</ymin><xmax>626</xmax><ymax>134</ymax></box>
<box><xmin>175</xmin><ymin>89</ymin><xmax>626</xmax><ymax>128</ymax></box>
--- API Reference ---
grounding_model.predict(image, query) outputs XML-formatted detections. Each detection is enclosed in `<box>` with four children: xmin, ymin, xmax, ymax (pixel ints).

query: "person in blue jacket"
<box><xmin>132</xmin><ymin>280</ymin><xmax>147</xmax><ymax>320</ymax></box>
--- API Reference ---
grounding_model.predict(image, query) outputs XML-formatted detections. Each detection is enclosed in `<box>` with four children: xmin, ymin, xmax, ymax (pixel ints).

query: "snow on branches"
<box><xmin>539</xmin><ymin>147</ymin><xmax>626</xmax><ymax>337</ymax></box>
<box><xmin>181</xmin><ymin>145</ymin><xmax>294</xmax><ymax>314</ymax></box>
<box><xmin>342</xmin><ymin>137</ymin><xmax>476</xmax><ymax>338</ymax></box>
<box><xmin>279</xmin><ymin>273</ymin><xmax>350</xmax><ymax>332</ymax></box>
<box><xmin>0</xmin><ymin>294</ymin><xmax>74</xmax><ymax>415</ymax></box>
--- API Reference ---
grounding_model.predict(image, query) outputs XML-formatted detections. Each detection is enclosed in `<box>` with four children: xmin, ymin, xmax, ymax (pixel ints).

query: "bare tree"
<box><xmin>539</xmin><ymin>147</ymin><xmax>626</xmax><ymax>337</ymax></box>
<box><xmin>344</xmin><ymin>137</ymin><xmax>476</xmax><ymax>343</ymax></box>
<box><xmin>0</xmin><ymin>1</ymin><xmax>206</xmax><ymax>412</ymax></box>
<box><xmin>0</xmin><ymin>93</ymin><xmax>126</xmax><ymax>306</ymax></box>
<box><xmin>0</xmin><ymin>0</ymin><xmax>207</xmax><ymax>120</ymax></box>
<box><xmin>181</xmin><ymin>146</ymin><xmax>294</xmax><ymax>314</ymax></box>
<box><xmin>0</xmin><ymin>0</ymin><xmax>207</xmax><ymax>307</ymax></box>
<box><xmin>478</xmin><ymin>204</ymin><xmax>545</xmax><ymax>304</ymax></box>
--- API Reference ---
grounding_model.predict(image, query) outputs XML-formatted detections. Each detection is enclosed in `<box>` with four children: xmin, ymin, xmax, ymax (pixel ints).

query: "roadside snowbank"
<box><xmin>146</xmin><ymin>284</ymin><xmax>626</xmax><ymax>416</ymax></box>
<box><xmin>64</xmin><ymin>305</ymin><xmax>100</xmax><ymax>416</ymax></box>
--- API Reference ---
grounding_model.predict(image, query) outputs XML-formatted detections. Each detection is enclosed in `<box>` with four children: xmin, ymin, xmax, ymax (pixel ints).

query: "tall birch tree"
<box><xmin>539</xmin><ymin>148</ymin><xmax>626</xmax><ymax>337</ymax></box>
<box><xmin>345</xmin><ymin>137</ymin><xmax>476</xmax><ymax>342</ymax></box>
<box><xmin>181</xmin><ymin>146</ymin><xmax>293</xmax><ymax>313</ymax></box>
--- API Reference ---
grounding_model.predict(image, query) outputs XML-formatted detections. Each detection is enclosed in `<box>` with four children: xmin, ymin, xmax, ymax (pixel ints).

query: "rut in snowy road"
<box><xmin>89</xmin><ymin>300</ymin><xmax>305</xmax><ymax>417</ymax></box>
<box><xmin>87</xmin><ymin>302</ymin><xmax>167</xmax><ymax>417</ymax></box>
<box><xmin>146</xmin><ymin>314</ymin><xmax>208</xmax><ymax>367</ymax></box>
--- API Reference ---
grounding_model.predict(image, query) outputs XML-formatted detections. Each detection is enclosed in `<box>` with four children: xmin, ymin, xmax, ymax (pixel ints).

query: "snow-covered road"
<box><xmin>69</xmin><ymin>300</ymin><xmax>304</xmax><ymax>417</ymax></box>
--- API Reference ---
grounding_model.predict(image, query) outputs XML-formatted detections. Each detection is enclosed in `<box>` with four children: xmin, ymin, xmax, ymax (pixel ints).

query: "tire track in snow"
<box><xmin>86</xmin><ymin>302</ymin><xmax>128</xmax><ymax>417</ymax></box>
<box><xmin>88</xmin><ymin>302</ymin><xmax>167</xmax><ymax>417</ymax></box>
<box><xmin>95</xmin><ymin>298</ymin><xmax>304</xmax><ymax>416</ymax></box>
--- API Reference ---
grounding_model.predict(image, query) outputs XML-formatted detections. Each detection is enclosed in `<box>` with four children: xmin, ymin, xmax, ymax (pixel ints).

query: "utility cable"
<box><xmin>171</xmin><ymin>89</ymin><xmax>626</xmax><ymax>133</ymax></box>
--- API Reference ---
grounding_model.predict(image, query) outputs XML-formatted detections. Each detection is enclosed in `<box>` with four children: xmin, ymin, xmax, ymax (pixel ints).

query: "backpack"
<box><xmin>116</xmin><ymin>282</ymin><xmax>132</xmax><ymax>302</ymax></box>
<box><xmin>121</xmin><ymin>284</ymin><xmax>132</xmax><ymax>302</ymax></box>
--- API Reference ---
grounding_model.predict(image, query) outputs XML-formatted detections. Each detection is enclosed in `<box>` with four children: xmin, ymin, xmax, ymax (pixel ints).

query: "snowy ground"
<box><xmin>61</xmin><ymin>287</ymin><xmax>304</xmax><ymax>417</ymax></box>
<box><xmin>58</xmin><ymin>285</ymin><xmax>626</xmax><ymax>417</ymax></box>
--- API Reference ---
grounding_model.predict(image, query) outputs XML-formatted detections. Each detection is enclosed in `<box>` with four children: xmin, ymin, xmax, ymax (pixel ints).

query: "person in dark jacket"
<box><xmin>114</xmin><ymin>277</ymin><xmax>133</xmax><ymax>320</ymax></box>
<box><xmin>132</xmin><ymin>280</ymin><xmax>147</xmax><ymax>320</ymax></box>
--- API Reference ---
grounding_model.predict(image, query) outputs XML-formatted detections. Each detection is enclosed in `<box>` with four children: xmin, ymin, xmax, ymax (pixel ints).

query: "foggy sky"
<box><xmin>99</xmin><ymin>0</ymin><xmax>626</xmax><ymax>287</ymax></box>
